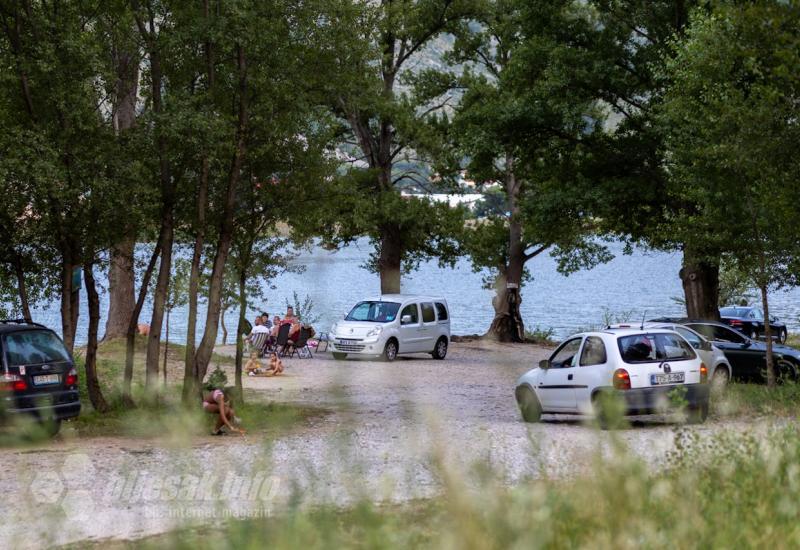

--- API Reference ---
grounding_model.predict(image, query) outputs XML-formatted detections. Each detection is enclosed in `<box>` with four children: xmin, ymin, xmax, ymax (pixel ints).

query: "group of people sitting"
<box><xmin>243</xmin><ymin>306</ymin><xmax>316</xmax><ymax>374</ymax></box>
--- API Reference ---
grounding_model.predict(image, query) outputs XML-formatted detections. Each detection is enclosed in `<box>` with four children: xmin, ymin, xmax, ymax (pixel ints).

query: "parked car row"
<box><xmin>516</xmin><ymin>315</ymin><xmax>798</xmax><ymax>427</ymax></box>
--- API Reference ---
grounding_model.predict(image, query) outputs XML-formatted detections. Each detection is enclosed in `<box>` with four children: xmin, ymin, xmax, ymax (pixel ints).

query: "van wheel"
<box><xmin>515</xmin><ymin>386</ymin><xmax>541</xmax><ymax>423</ymax></box>
<box><xmin>686</xmin><ymin>403</ymin><xmax>708</xmax><ymax>424</ymax></box>
<box><xmin>431</xmin><ymin>337</ymin><xmax>448</xmax><ymax>360</ymax></box>
<box><xmin>332</xmin><ymin>352</ymin><xmax>347</xmax><ymax>361</ymax></box>
<box><xmin>382</xmin><ymin>339</ymin><xmax>398</xmax><ymax>362</ymax></box>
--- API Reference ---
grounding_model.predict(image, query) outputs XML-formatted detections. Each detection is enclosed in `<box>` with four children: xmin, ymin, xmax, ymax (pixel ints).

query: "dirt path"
<box><xmin>0</xmin><ymin>342</ymin><xmax>778</xmax><ymax>548</ymax></box>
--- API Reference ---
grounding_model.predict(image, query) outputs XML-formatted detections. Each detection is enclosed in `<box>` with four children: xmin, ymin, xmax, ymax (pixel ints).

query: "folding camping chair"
<box><xmin>247</xmin><ymin>332</ymin><xmax>268</xmax><ymax>357</ymax></box>
<box><xmin>287</xmin><ymin>327</ymin><xmax>313</xmax><ymax>359</ymax></box>
<box><xmin>274</xmin><ymin>323</ymin><xmax>291</xmax><ymax>357</ymax></box>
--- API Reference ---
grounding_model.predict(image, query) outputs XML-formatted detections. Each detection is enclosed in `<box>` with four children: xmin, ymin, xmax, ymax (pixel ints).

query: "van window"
<box><xmin>421</xmin><ymin>303</ymin><xmax>435</xmax><ymax>323</ymax></box>
<box><xmin>400</xmin><ymin>304</ymin><xmax>419</xmax><ymax>325</ymax></box>
<box><xmin>435</xmin><ymin>302</ymin><xmax>448</xmax><ymax>321</ymax></box>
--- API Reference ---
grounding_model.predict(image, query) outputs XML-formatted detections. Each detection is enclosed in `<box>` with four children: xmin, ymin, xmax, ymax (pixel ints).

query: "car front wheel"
<box><xmin>515</xmin><ymin>386</ymin><xmax>541</xmax><ymax>423</ymax></box>
<box><xmin>382</xmin><ymin>339</ymin><xmax>398</xmax><ymax>362</ymax></box>
<box><xmin>779</xmin><ymin>328</ymin><xmax>788</xmax><ymax>344</ymax></box>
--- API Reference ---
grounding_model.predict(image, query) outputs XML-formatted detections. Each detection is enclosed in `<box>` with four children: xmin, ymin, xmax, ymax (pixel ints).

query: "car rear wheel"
<box><xmin>779</xmin><ymin>328</ymin><xmax>788</xmax><ymax>344</ymax></box>
<box><xmin>332</xmin><ymin>352</ymin><xmax>347</xmax><ymax>361</ymax></box>
<box><xmin>777</xmin><ymin>359</ymin><xmax>798</xmax><ymax>383</ymax></box>
<box><xmin>382</xmin><ymin>339</ymin><xmax>398</xmax><ymax>362</ymax></box>
<box><xmin>686</xmin><ymin>403</ymin><xmax>708</xmax><ymax>424</ymax></box>
<box><xmin>431</xmin><ymin>337</ymin><xmax>448</xmax><ymax>360</ymax></box>
<box><xmin>515</xmin><ymin>386</ymin><xmax>541</xmax><ymax>423</ymax></box>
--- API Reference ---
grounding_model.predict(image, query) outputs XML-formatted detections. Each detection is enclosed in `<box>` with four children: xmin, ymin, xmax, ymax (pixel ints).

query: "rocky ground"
<box><xmin>0</xmin><ymin>341</ymin><xmax>776</xmax><ymax>548</ymax></box>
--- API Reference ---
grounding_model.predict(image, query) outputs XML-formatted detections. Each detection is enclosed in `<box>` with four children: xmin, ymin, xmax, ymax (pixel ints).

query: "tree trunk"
<box><xmin>192</xmin><ymin>43</ymin><xmax>249</xmax><ymax>391</ymax></box>
<box><xmin>760</xmin><ymin>284</ymin><xmax>776</xmax><ymax>388</ymax></box>
<box><xmin>221</xmin><ymin>308</ymin><xmax>228</xmax><ymax>346</ymax></box>
<box><xmin>145</xmin><ymin>222</ymin><xmax>174</xmax><ymax>388</ymax></box>
<box><xmin>163</xmin><ymin>307</ymin><xmax>169</xmax><ymax>386</ymax></box>
<box><xmin>83</xmin><ymin>263</ymin><xmax>110</xmax><ymax>413</ymax></box>
<box><xmin>378</xmin><ymin>224</ymin><xmax>402</xmax><ymax>294</ymax></box>
<box><xmin>680</xmin><ymin>248</ymin><xmax>720</xmax><ymax>320</ymax></box>
<box><xmin>60</xmin><ymin>260</ymin><xmax>77</xmax><ymax>353</ymax></box>
<box><xmin>105</xmin><ymin>40</ymin><xmax>139</xmax><ymax>341</ymax></box>
<box><xmin>13</xmin><ymin>253</ymin><xmax>32</xmax><ymax>322</ymax></box>
<box><xmin>182</xmin><ymin>156</ymin><xmax>209</xmax><ymax>403</ymax></box>
<box><xmin>105</xmin><ymin>234</ymin><xmax>136</xmax><ymax>340</ymax></box>
<box><xmin>182</xmin><ymin>0</ymin><xmax>213</xmax><ymax>404</ymax></box>
<box><xmin>124</xmin><ymin>243</ymin><xmax>161</xmax><ymax>407</ymax></box>
<box><xmin>487</xmin><ymin>153</ymin><xmax>525</xmax><ymax>343</ymax></box>
<box><xmin>235</xmin><ymin>271</ymin><xmax>246</xmax><ymax>404</ymax></box>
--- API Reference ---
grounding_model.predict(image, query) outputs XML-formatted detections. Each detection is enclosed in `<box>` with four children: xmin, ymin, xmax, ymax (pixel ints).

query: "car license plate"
<box><xmin>651</xmin><ymin>372</ymin><xmax>685</xmax><ymax>385</ymax></box>
<box><xmin>33</xmin><ymin>374</ymin><xmax>60</xmax><ymax>386</ymax></box>
<box><xmin>337</xmin><ymin>339</ymin><xmax>358</xmax><ymax>345</ymax></box>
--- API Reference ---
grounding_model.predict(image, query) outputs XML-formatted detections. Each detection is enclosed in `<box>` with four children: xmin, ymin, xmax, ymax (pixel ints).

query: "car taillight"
<box><xmin>700</xmin><ymin>363</ymin><xmax>708</xmax><ymax>383</ymax></box>
<box><xmin>729</xmin><ymin>320</ymin><xmax>742</xmax><ymax>326</ymax></box>
<box><xmin>66</xmin><ymin>367</ymin><xmax>78</xmax><ymax>387</ymax></box>
<box><xmin>0</xmin><ymin>374</ymin><xmax>27</xmax><ymax>392</ymax></box>
<box><xmin>613</xmin><ymin>368</ymin><xmax>631</xmax><ymax>390</ymax></box>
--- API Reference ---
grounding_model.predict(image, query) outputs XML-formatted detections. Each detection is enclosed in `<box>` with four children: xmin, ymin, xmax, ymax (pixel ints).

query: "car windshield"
<box><xmin>3</xmin><ymin>330</ymin><xmax>70</xmax><ymax>366</ymax></box>
<box><xmin>618</xmin><ymin>333</ymin><xmax>696</xmax><ymax>363</ymax></box>
<box><xmin>345</xmin><ymin>301</ymin><xmax>401</xmax><ymax>323</ymax></box>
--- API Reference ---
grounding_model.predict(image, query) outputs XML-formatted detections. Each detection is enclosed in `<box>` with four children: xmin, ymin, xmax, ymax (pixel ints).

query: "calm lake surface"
<box><xmin>26</xmin><ymin>239</ymin><xmax>800</xmax><ymax>346</ymax></box>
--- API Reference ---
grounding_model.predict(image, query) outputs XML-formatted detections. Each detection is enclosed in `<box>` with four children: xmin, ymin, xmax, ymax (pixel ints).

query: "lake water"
<box><xmin>24</xmin><ymin>239</ymin><xmax>800</xmax><ymax>345</ymax></box>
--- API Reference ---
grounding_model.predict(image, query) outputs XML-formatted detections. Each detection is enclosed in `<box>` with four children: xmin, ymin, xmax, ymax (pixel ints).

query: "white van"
<box><xmin>329</xmin><ymin>295</ymin><xmax>451</xmax><ymax>361</ymax></box>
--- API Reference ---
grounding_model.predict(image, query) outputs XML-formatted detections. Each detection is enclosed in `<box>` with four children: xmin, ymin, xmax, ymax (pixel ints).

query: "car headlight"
<box><xmin>365</xmin><ymin>326</ymin><xmax>383</xmax><ymax>339</ymax></box>
<box><xmin>331</xmin><ymin>322</ymin><xmax>339</xmax><ymax>335</ymax></box>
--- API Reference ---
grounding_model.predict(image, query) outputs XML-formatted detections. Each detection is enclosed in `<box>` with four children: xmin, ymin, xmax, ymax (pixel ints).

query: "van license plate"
<box><xmin>651</xmin><ymin>372</ymin><xmax>684</xmax><ymax>385</ymax></box>
<box><xmin>337</xmin><ymin>339</ymin><xmax>358</xmax><ymax>346</ymax></box>
<box><xmin>33</xmin><ymin>374</ymin><xmax>60</xmax><ymax>386</ymax></box>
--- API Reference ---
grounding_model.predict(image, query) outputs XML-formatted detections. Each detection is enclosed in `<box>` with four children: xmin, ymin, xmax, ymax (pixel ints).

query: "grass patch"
<box><xmin>66</xmin><ymin>396</ymin><xmax>323</xmax><ymax>440</ymax></box>
<box><xmin>524</xmin><ymin>326</ymin><xmax>557</xmax><ymax>346</ymax></box>
<box><xmin>91</xmin><ymin>425</ymin><xmax>800</xmax><ymax>549</ymax></box>
<box><xmin>713</xmin><ymin>381</ymin><xmax>800</xmax><ymax>418</ymax></box>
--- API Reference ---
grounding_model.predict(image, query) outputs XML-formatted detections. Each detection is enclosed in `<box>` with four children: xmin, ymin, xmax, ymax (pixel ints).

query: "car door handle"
<box><xmin>568</xmin><ymin>374</ymin><xmax>573</xmax><ymax>380</ymax></box>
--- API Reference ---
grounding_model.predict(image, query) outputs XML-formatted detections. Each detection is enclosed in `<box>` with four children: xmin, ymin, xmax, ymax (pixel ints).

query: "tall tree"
<box><xmin>585</xmin><ymin>0</ymin><xmax>724</xmax><ymax>320</ymax></box>
<box><xmin>318</xmin><ymin>0</ymin><xmax>472</xmax><ymax>293</ymax></box>
<box><xmin>660</xmin><ymin>0</ymin><xmax>800</xmax><ymax>386</ymax></box>
<box><xmin>439</xmin><ymin>0</ymin><xmax>611</xmax><ymax>340</ymax></box>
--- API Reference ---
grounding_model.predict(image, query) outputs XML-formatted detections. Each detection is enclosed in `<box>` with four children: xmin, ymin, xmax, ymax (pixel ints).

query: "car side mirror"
<box><xmin>401</xmin><ymin>315</ymin><xmax>412</xmax><ymax>325</ymax></box>
<box><xmin>701</xmin><ymin>341</ymin><xmax>713</xmax><ymax>352</ymax></box>
<box><xmin>539</xmin><ymin>359</ymin><xmax>551</xmax><ymax>370</ymax></box>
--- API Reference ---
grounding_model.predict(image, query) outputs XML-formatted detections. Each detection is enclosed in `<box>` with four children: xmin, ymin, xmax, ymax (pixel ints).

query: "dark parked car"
<box><xmin>650</xmin><ymin>318</ymin><xmax>799</xmax><ymax>383</ymax></box>
<box><xmin>0</xmin><ymin>320</ymin><xmax>81</xmax><ymax>434</ymax></box>
<box><xmin>719</xmin><ymin>306</ymin><xmax>788</xmax><ymax>343</ymax></box>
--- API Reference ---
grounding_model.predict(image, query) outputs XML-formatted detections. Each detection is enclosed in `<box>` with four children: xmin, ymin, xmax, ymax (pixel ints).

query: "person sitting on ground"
<box><xmin>245</xmin><ymin>351</ymin><xmax>263</xmax><ymax>375</ymax></box>
<box><xmin>203</xmin><ymin>386</ymin><xmax>244</xmax><ymax>435</ymax></box>
<box><xmin>266</xmin><ymin>352</ymin><xmax>284</xmax><ymax>376</ymax></box>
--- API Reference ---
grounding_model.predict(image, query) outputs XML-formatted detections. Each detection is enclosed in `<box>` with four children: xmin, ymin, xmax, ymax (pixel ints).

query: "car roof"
<box><xmin>0</xmin><ymin>321</ymin><xmax>50</xmax><ymax>335</ymax></box>
<box><xmin>582</xmin><ymin>327</ymin><xmax>678</xmax><ymax>338</ymax></box>
<box><xmin>363</xmin><ymin>294</ymin><xmax>447</xmax><ymax>303</ymax></box>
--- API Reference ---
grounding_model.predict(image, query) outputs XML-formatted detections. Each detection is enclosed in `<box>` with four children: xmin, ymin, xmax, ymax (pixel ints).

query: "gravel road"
<box><xmin>0</xmin><ymin>341</ymin><xmax>773</xmax><ymax>548</ymax></box>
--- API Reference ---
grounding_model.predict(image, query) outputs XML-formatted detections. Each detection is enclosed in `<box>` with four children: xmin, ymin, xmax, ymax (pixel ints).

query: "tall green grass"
<box><xmin>107</xmin><ymin>424</ymin><xmax>800</xmax><ymax>550</ymax></box>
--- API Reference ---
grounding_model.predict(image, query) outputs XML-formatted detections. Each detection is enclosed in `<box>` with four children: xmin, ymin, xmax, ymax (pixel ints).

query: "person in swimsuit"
<box><xmin>203</xmin><ymin>387</ymin><xmax>243</xmax><ymax>435</ymax></box>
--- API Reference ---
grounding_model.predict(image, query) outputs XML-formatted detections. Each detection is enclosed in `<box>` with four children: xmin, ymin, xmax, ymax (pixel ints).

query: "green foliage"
<box><xmin>204</xmin><ymin>366</ymin><xmax>228</xmax><ymax>392</ymax></box>
<box><xmin>285</xmin><ymin>291</ymin><xmax>320</xmax><ymax>325</ymax></box>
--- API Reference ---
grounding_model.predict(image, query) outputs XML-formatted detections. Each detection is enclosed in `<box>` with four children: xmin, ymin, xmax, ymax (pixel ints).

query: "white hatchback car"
<box><xmin>329</xmin><ymin>295</ymin><xmax>450</xmax><ymax>362</ymax></box>
<box><xmin>515</xmin><ymin>328</ymin><xmax>710</xmax><ymax>425</ymax></box>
